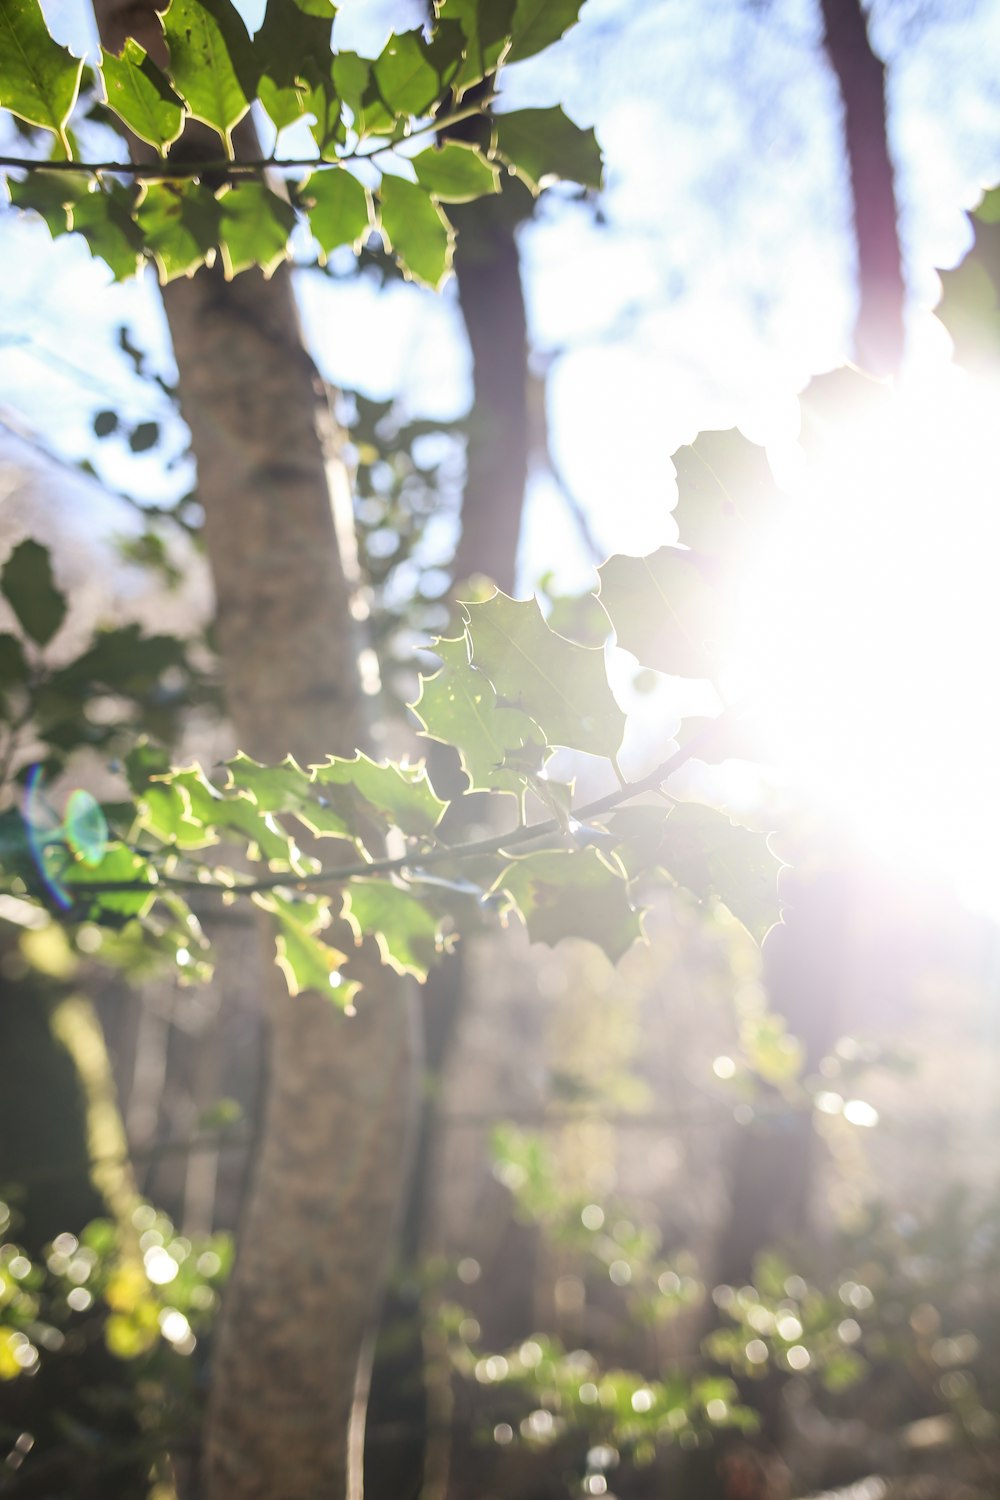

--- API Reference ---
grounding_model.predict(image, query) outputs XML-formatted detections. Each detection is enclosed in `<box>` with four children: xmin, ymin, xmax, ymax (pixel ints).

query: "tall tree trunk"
<box><xmin>820</xmin><ymin>0</ymin><xmax>906</xmax><ymax>374</ymax></box>
<box><xmin>91</xmin><ymin>8</ymin><xmax>418</xmax><ymax>1498</ymax></box>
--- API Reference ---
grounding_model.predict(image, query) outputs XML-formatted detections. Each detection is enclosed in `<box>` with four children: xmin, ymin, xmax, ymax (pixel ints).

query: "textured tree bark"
<box><xmin>91</xmin><ymin>7</ymin><xmax>419</xmax><ymax>1497</ymax></box>
<box><xmin>820</xmin><ymin>0</ymin><xmax>906</xmax><ymax>374</ymax></box>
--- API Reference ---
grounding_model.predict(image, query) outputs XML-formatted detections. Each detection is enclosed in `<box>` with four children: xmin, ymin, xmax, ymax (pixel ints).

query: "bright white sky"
<box><xmin>2</xmin><ymin>0</ymin><xmax>1000</xmax><ymax>912</ymax></box>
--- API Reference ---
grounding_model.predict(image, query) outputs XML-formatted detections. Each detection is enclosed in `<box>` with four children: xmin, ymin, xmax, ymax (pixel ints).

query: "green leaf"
<box><xmin>0</xmin><ymin>0</ymin><xmax>83</xmax><ymax>136</ymax></box>
<box><xmin>71</xmin><ymin>183</ymin><xmax>145</xmax><ymax>281</ymax></box>
<box><xmin>61</xmin><ymin>842</ymin><xmax>154</xmax><ymax>920</ymax></box>
<box><xmin>495</xmin><ymin>847</ymin><xmax>641</xmax><ymax>962</ymax></box>
<box><xmin>372</xmin><ymin>23</ymin><xmax>463</xmax><ymax>117</ymax></box>
<box><xmin>436</xmin><ymin>0</ymin><xmax>515</xmax><ymax>91</ymax></box>
<box><xmin>254</xmin><ymin>891</ymin><xmax>355</xmax><ymax>1003</ymax></box>
<box><xmin>101</xmin><ymin>38</ymin><xmax>184</xmax><ymax>151</ymax></box>
<box><xmin>311</xmin><ymin>752</ymin><xmax>447</xmax><ymax>838</ymax></box>
<box><xmin>162</xmin><ymin>0</ymin><xmax>254</xmax><ymax>145</ymax></box>
<box><xmin>331</xmin><ymin>50</ymin><xmax>368</xmax><ymax>120</ymax></box>
<box><xmin>218</xmin><ymin>181</ymin><xmax>296</xmax><ymax>278</ymax></box>
<box><xmin>410</xmin><ymin>634</ymin><xmax>546</xmax><ymax>796</ymax></box>
<box><xmin>136</xmin><ymin>179</ymin><xmax>222</xmax><ymax>281</ymax></box>
<box><xmin>598</xmin><ymin>548</ymin><xmax>718</xmax><ymax>680</ymax></box>
<box><xmin>377</xmin><ymin>174</ymin><xmax>453</xmax><ymax>289</ymax></box>
<box><xmin>1</xmin><ymin>539</ymin><xmax>66</xmax><ymax>646</ymax></box>
<box><xmin>164</xmin><ymin>765</ymin><xmax>302</xmax><ymax>865</ymax></box>
<box><xmin>412</xmin><ymin>141</ymin><xmax>500</xmax><ymax>203</ymax></box>
<box><xmin>342</xmin><ymin>878</ymin><xmax>441</xmax><ymax>980</ymax></box>
<box><xmin>671</xmin><ymin>429</ymin><xmax>780</xmax><ymax>564</ymax></box>
<box><xmin>463</xmin><ymin>590</ymin><xmax>625</xmax><ymax>758</ymax></box>
<box><xmin>7</xmin><ymin>167</ymin><xmax>88</xmax><ymax>235</ymax></box>
<box><xmin>658</xmin><ymin>802</ymin><xmax>782</xmax><ymax>944</ymax></box>
<box><xmin>0</xmin><ymin>633</ymin><xmax>29</xmax><ymax>691</ymax></box>
<box><xmin>225</xmin><ymin>752</ymin><xmax>351</xmax><ymax>839</ymax></box>
<box><xmin>253</xmin><ymin>0</ymin><xmax>335</xmax><ymax>132</ymax></box>
<box><xmin>302</xmin><ymin>169</ymin><xmax>371</xmax><ymax>256</ymax></box>
<box><xmin>492</xmin><ymin>105</ymin><xmax>601</xmax><ymax>192</ymax></box>
<box><xmin>507</xmin><ymin>0</ymin><xmax>583</xmax><ymax>63</ymax></box>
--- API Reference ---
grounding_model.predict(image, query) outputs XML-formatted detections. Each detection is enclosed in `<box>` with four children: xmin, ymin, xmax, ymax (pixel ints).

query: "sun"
<box><xmin>722</xmin><ymin>364</ymin><xmax>1000</xmax><ymax>916</ymax></box>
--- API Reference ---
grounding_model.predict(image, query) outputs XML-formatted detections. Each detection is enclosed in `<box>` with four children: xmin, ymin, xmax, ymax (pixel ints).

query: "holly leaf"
<box><xmin>411</xmin><ymin>634</ymin><xmax>546</xmax><ymax>796</ymax></box>
<box><xmin>101</xmin><ymin>38</ymin><xmax>184</xmax><ymax>151</ymax></box>
<box><xmin>1</xmin><ymin>539</ymin><xmax>66</xmax><ymax>646</ymax></box>
<box><xmin>162</xmin><ymin>0</ymin><xmax>254</xmax><ymax>145</ymax></box>
<box><xmin>312</xmin><ymin>753</ymin><xmax>447</xmax><ymax>838</ymax></box>
<box><xmin>303</xmin><ymin>169</ymin><xmax>371</xmax><ymax>255</ymax></box>
<box><xmin>377</xmin><ymin>175</ymin><xmax>453</xmax><ymax>289</ymax></box>
<box><xmin>495</xmin><ymin>847</ymin><xmax>641</xmax><ymax>962</ymax></box>
<box><xmin>253</xmin><ymin>0</ymin><xmax>335</xmax><ymax>132</ymax></box>
<box><xmin>658</xmin><ymin>802</ymin><xmax>782</xmax><ymax>944</ymax></box>
<box><xmin>463</xmin><ymin>591</ymin><xmax>625</xmax><ymax>759</ymax></box>
<box><xmin>61</xmin><ymin>842</ymin><xmax>154</xmax><ymax>921</ymax></box>
<box><xmin>492</xmin><ymin>106</ymin><xmax>601</xmax><ymax>192</ymax></box>
<box><xmin>372</xmin><ymin>23</ymin><xmax>463</xmax><ymax>117</ymax></box>
<box><xmin>671</xmin><ymin>428</ymin><xmax>781</xmax><ymax>565</ymax></box>
<box><xmin>412</xmin><ymin>141</ymin><xmax>500</xmax><ymax>202</ymax></box>
<box><xmin>71</xmin><ymin>183</ymin><xmax>145</xmax><ymax>281</ymax></box>
<box><xmin>507</xmin><ymin>0</ymin><xmax>583</xmax><ymax>63</ymax></box>
<box><xmin>342</xmin><ymin>878</ymin><xmax>441</xmax><ymax>980</ymax></box>
<box><xmin>598</xmin><ymin>548</ymin><xmax>718</xmax><ymax>680</ymax></box>
<box><xmin>218</xmin><ymin>181</ymin><xmax>296</xmax><ymax>278</ymax></box>
<box><xmin>163</xmin><ymin>765</ymin><xmax>303</xmax><ymax>866</ymax></box>
<box><xmin>225</xmin><ymin>752</ymin><xmax>351</xmax><ymax>839</ymax></box>
<box><xmin>255</xmin><ymin>891</ymin><xmax>355</xmax><ymax>1003</ymax></box>
<box><xmin>0</xmin><ymin>0</ymin><xmax>83</xmax><ymax>137</ymax></box>
<box><xmin>436</xmin><ymin>0</ymin><xmax>515</xmax><ymax>90</ymax></box>
<box><xmin>7</xmin><ymin>167</ymin><xmax>88</xmax><ymax>235</ymax></box>
<box><xmin>136</xmin><ymin>179</ymin><xmax>222</xmax><ymax>281</ymax></box>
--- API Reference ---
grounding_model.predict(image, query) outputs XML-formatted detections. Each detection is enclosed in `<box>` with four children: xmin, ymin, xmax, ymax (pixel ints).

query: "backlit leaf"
<box><xmin>598</xmin><ymin>548</ymin><xmax>718</xmax><ymax>679</ymax></box>
<box><xmin>225</xmin><ymin>752</ymin><xmax>351</xmax><ymax>839</ymax></box>
<box><xmin>658</xmin><ymin>802</ymin><xmax>782</xmax><ymax>944</ymax></box>
<box><xmin>253</xmin><ymin>0</ymin><xmax>334</xmax><ymax>131</ymax></box>
<box><xmin>101</xmin><ymin>38</ymin><xmax>184</xmax><ymax>151</ymax></box>
<box><xmin>671</xmin><ymin>428</ymin><xmax>780</xmax><ymax>565</ymax></box>
<box><xmin>71</xmin><ymin>183</ymin><xmax>145</xmax><ymax>281</ymax></box>
<box><xmin>136</xmin><ymin>179</ymin><xmax>222</xmax><ymax>281</ymax></box>
<box><xmin>2</xmin><ymin>539</ymin><xmax>66</xmax><ymax>646</ymax></box>
<box><xmin>218</xmin><ymin>181</ymin><xmax>296</xmax><ymax>278</ymax></box>
<box><xmin>304</xmin><ymin>168</ymin><xmax>371</xmax><ymax>255</ymax></box>
<box><xmin>411</xmin><ymin>634</ymin><xmax>545</xmax><ymax>796</ymax></box>
<box><xmin>492</xmin><ymin>105</ymin><xmax>601</xmax><ymax>192</ymax></box>
<box><xmin>61</xmin><ymin>842</ymin><xmax>154</xmax><ymax>920</ymax></box>
<box><xmin>162</xmin><ymin>0</ymin><xmax>254</xmax><ymax>144</ymax></box>
<box><xmin>342</xmin><ymin>878</ymin><xmax>441</xmax><ymax>980</ymax></box>
<box><xmin>496</xmin><ymin>847</ymin><xmax>641</xmax><ymax>962</ymax></box>
<box><xmin>372</xmin><ymin>23</ymin><xmax>463</xmax><ymax>117</ymax></box>
<box><xmin>255</xmin><ymin>891</ymin><xmax>355</xmax><ymax>1002</ymax></box>
<box><xmin>507</xmin><ymin>0</ymin><xmax>583</xmax><ymax>63</ymax></box>
<box><xmin>436</xmin><ymin>0</ymin><xmax>515</xmax><ymax>90</ymax></box>
<box><xmin>412</xmin><ymin>141</ymin><xmax>500</xmax><ymax>202</ymax></box>
<box><xmin>463</xmin><ymin>590</ymin><xmax>625</xmax><ymax>759</ymax></box>
<box><xmin>0</xmin><ymin>0</ymin><xmax>82</xmax><ymax>136</ymax></box>
<box><xmin>377</xmin><ymin>175</ymin><xmax>453</xmax><ymax>289</ymax></box>
<box><xmin>312</xmin><ymin>752</ymin><xmax>447</xmax><ymax>838</ymax></box>
<box><xmin>7</xmin><ymin>167</ymin><xmax>88</xmax><ymax>235</ymax></box>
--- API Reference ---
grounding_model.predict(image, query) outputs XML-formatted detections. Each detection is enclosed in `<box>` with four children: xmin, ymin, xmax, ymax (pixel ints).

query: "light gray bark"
<box><xmin>90</xmin><ymin>7</ymin><xmax>419</xmax><ymax>1496</ymax></box>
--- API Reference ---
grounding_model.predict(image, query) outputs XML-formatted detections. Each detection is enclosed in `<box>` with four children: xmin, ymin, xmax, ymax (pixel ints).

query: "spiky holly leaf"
<box><xmin>136</xmin><ymin>179</ymin><xmax>222</xmax><ymax>281</ymax></box>
<box><xmin>378</xmin><ymin>175</ymin><xmax>453</xmax><ymax>289</ymax></box>
<box><xmin>7</xmin><ymin>166</ymin><xmax>88</xmax><ymax>235</ymax></box>
<box><xmin>163</xmin><ymin>765</ymin><xmax>304</xmax><ymax>866</ymax></box>
<box><xmin>492</xmin><ymin>106</ymin><xmax>601</xmax><ymax>193</ymax></box>
<box><xmin>598</xmin><ymin>547</ymin><xmax>718</xmax><ymax>680</ymax></box>
<box><xmin>312</xmin><ymin>753</ymin><xmax>447</xmax><ymax>838</ymax></box>
<box><xmin>495</xmin><ymin>847</ymin><xmax>641</xmax><ymax>962</ymax></box>
<box><xmin>0</xmin><ymin>0</ymin><xmax>82</xmax><ymax>137</ymax></box>
<box><xmin>342</xmin><ymin>879</ymin><xmax>442</xmax><ymax>980</ymax></box>
<box><xmin>412</xmin><ymin>141</ymin><xmax>500</xmax><ymax>203</ymax></box>
<box><xmin>1</xmin><ymin>539</ymin><xmax>66</xmax><ymax>646</ymax></box>
<box><xmin>658</xmin><ymin>802</ymin><xmax>782</xmax><ymax>945</ymax></box>
<box><xmin>304</xmin><ymin>169</ymin><xmax>371</xmax><ymax>255</ymax></box>
<box><xmin>101</xmin><ymin>38</ymin><xmax>184</xmax><ymax>151</ymax></box>
<box><xmin>162</xmin><ymin>0</ymin><xmax>254</xmax><ymax>145</ymax></box>
<box><xmin>436</xmin><ymin>0</ymin><xmax>515</xmax><ymax>90</ymax></box>
<box><xmin>253</xmin><ymin>0</ymin><xmax>335</xmax><ymax>131</ymax></box>
<box><xmin>71</xmin><ymin>183</ymin><xmax>145</xmax><ymax>280</ymax></box>
<box><xmin>255</xmin><ymin>891</ymin><xmax>356</xmax><ymax>1003</ymax></box>
<box><xmin>371</xmin><ymin>23</ymin><xmax>464</xmax><ymax>117</ymax></box>
<box><xmin>463</xmin><ymin>591</ymin><xmax>624</xmax><ymax>759</ymax></box>
<box><xmin>225</xmin><ymin>752</ymin><xmax>351</xmax><ymax>839</ymax></box>
<box><xmin>507</xmin><ymin>0</ymin><xmax>584</xmax><ymax>63</ymax></box>
<box><xmin>218</xmin><ymin>181</ymin><xmax>296</xmax><ymax>278</ymax></box>
<box><xmin>60</xmin><ymin>843</ymin><xmax>154</xmax><ymax>921</ymax></box>
<box><xmin>671</xmin><ymin>428</ymin><xmax>780</xmax><ymax>564</ymax></box>
<box><xmin>411</xmin><ymin>634</ymin><xmax>546</xmax><ymax>797</ymax></box>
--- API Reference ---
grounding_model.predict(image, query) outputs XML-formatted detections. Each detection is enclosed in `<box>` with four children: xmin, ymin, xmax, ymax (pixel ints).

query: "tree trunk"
<box><xmin>820</xmin><ymin>0</ymin><xmax>906</xmax><ymax>374</ymax></box>
<box><xmin>91</xmin><ymin>8</ymin><xmax>419</xmax><ymax>1498</ymax></box>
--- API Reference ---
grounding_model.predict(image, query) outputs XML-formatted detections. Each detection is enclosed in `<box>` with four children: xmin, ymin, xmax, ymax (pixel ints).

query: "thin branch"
<box><xmin>29</xmin><ymin>707</ymin><xmax>745</xmax><ymax>898</ymax></box>
<box><xmin>0</xmin><ymin>102</ymin><xmax>493</xmax><ymax>182</ymax></box>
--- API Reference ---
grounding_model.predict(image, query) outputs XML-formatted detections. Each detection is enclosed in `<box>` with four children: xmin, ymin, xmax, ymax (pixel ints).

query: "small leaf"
<box><xmin>101</xmin><ymin>38</ymin><xmax>184</xmax><ymax>151</ymax></box>
<box><xmin>129</xmin><ymin>420</ymin><xmax>159</xmax><ymax>453</ymax></box>
<box><xmin>372</xmin><ymin>23</ymin><xmax>463</xmax><ymax>118</ymax></box>
<box><xmin>412</xmin><ymin>141</ymin><xmax>500</xmax><ymax>203</ymax></box>
<box><xmin>496</xmin><ymin>847</ymin><xmax>641</xmax><ymax>962</ymax></box>
<box><xmin>436</xmin><ymin>0</ymin><xmax>516</xmax><ymax>91</ymax></box>
<box><xmin>304</xmin><ymin>168</ymin><xmax>371</xmax><ymax>255</ymax></box>
<box><xmin>463</xmin><ymin>590</ymin><xmax>625</xmax><ymax>758</ymax></box>
<box><xmin>162</xmin><ymin>0</ymin><xmax>254</xmax><ymax>145</ymax></box>
<box><xmin>218</xmin><ymin>180</ymin><xmax>296</xmax><ymax>278</ymax></box>
<box><xmin>253</xmin><ymin>0</ymin><xmax>335</xmax><ymax>132</ymax></box>
<box><xmin>492</xmin><ymin>105</ymin><xmax>601</xmax><ymax>192</ymax></box>
<box><xmin>70</xmin><ymin>183</ymin><xmax>145</xmax><ymax>281</ymax></box>
<box><xmin>0</xmin><ymin>0</ymin><xmax>83</xmax><ymax>136</ymax></box>
<box><xmin>136</xmin><ymin>179</ymin><xmax>222</xmax><ymax>281</ymax></box>
<box><xmin>0</xmin><ymin>633</ymin><xmax>29</xmax><ymax>690</ymax></box>
<box><xmin>7</xmin><ymin>167</ymin><xmax>88</xmax><ymax>234</ymax></box>
<box><xmin>598</xmin><ymin>548</ymin><xmax>718</xmax><ymax>679</ymax></box>
<box><xmin>342</xmin><ymin>878</ymin><xmax>441</xmax><ymax>980</ymax></box>
<box><xmin>311</xmin><ymin>752</ymin><xmax>447</xmax><ymax>838</ymax></box>
<box><xmin>377</xmin><ymin>175</ymin><xmax>453</xmax><ymax>289</ymax></box>
<box><xmin>164</xmin><ymin>764</ymin><xmax>303</xmax><ymax>865</ymax></box>
<box><xmin>658</xmin><ymin>802</ymin><xmax>782</xmax><ymax>945</ymax></box>
<box><xmin>410</xmin><ymin>634</ymin><xmax>545</xmax><ymax>796</ymax></box>
<box><xmin>93</xmin><ymin>409</ymin><xmax>118</xmax><ymax>438</ymax></box>
<box><xmin>671</xmin><ymin>429</ymin><xmax>781</xmax><ymax>564</ymax></box>
<box><xmin>255</xmin><ymin>890</ymin><xmax>355</xmax><ymax>1003</ymax></box>
<box><xmin>225</xmin><ymin>751</ymin><xmax>350</xmax><ymax>839</ymax></box>
<box><xmin>1</xmin><ymin>539</ymin><xmax>66</xmax><ymax>646</ymax></box>
<box><xmin>61</xmin><ymin>842</ymin><xmax>154</xmax><ymax>920</ymax></box>
<box><xmin>506</xmin><ymin>0</ymin><xmax>584</xmax><ymax>63</ymax></box>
